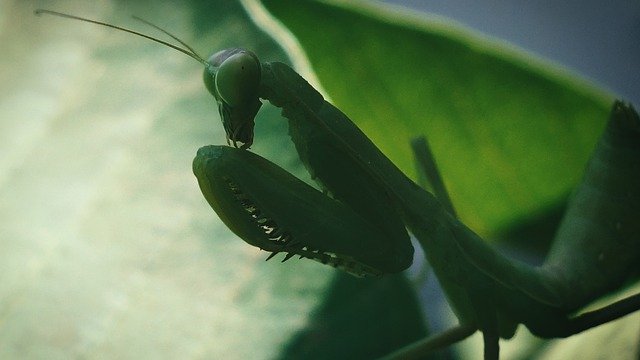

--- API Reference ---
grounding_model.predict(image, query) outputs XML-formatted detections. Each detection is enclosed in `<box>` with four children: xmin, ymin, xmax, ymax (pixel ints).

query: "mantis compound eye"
<box><xmin>204</xmin><ymin>48</ymin><xmax>262</xmax><ymax>149</ymax></box>
<box><xmin>212</xmin><ymin>49</ymin><xmax>261</xmax><ymax>107</ymax></box>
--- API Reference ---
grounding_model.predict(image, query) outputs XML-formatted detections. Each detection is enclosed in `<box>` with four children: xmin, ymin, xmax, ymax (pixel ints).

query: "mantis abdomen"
<box><xmin>542</xmin><ymin>102</ymin><xmax>640</xmax><ymax>310</ymax></box>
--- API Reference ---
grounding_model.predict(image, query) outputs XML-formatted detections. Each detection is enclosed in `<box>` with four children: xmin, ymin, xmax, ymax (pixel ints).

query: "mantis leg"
<box><xmin>537</xmin><ymin>292</ymin><xmax>640</xmax><ymax>338</ymax></box>
<box><xmin>479</xmin><ymin>307</ymin><xmax>500</xmax><ymax>360</ymax></box>
<box><xmin>482</xmin><ymin>330</ymin><xmax>499</xmax><ymax>360</ymax></box>
<box><xmin>411</xmin><ymin>136</ymin><xmax>457</xmax><ymax>217</ymax></box>
<box><xmin>378</xmin><ymin>324</ymin><xmax>476</xmax><ymax>360</ymax></box>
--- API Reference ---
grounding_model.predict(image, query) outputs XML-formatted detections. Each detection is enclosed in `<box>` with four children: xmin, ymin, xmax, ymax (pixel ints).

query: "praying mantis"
<box><xmin>35</xmin><ymin>9</ymin><xmax>640</xmax><ymax>360</ymax></box>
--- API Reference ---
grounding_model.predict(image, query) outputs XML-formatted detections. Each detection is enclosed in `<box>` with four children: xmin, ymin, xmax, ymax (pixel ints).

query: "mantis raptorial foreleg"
<box><xmin>35</xmin><ymin>9</ymin><xmax>640</xmax><ymax>359</ymax></box>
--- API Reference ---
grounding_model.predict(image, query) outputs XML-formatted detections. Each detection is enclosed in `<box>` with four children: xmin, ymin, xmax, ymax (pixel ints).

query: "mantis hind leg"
<box><xmin>482</xmin><ymin>330</ymin><xmax>499</xmax><ymax>360</ymax></box>
<box><xmin>533</xmin><ymin>291</ymin><xmax>640</xmax><ymax>338</ymax></box>
<box><xmin>378</xmin><ymin>324</ymin><xmax>476</xmax><ymax>359</ymax></box>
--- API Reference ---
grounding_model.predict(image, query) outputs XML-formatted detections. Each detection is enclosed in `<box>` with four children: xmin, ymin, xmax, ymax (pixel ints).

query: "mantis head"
<box><xmin>203</xmin><ymin>49</ymin><xmax>262</xmax><ymax>149</ymax></box>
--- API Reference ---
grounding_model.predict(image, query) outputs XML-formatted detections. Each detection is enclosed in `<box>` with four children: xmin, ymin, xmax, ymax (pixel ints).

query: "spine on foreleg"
<box><xmin>542</xmin><ymin>101</ymin><xmax>640</xmax><ymax>310</ymax></box>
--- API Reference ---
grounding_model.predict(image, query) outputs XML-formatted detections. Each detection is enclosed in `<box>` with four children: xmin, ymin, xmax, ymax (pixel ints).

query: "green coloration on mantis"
<box><xmin>199</xmin><ymin>52</ymin><xmax>640</xmax><ymax>359</ymax></box>
<box><xmin>35</xmin><ymin>10</ymin><xmax>640</xmax><ymax>359</ymax></box>
<box><xmin>193</xmin><ymin>145</ymin><xmax>409</xmax><ymax>276</ymax></box>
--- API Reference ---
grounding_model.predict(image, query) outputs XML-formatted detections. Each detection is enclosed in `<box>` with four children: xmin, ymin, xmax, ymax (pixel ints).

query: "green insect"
<box><xmin>36</xmin><ymin>9</ymin><xmax>640</xmax><ymax>359</ymax></box>
<box><xmin>203</xmin><ymin>61</ymin><xmax>640</xmax><ymax>360</ymax></box>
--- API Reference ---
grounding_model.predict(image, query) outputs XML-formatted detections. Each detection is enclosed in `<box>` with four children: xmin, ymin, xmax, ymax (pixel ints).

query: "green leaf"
<box><xmin>257</xmin><ymin>0</ymin><xmax>612</xmax><ymax>236</ymax></box>
<box><xmin>1</xmin><ymin>1</ymin><xmax>424</xmax><ymax>358</ymax></box>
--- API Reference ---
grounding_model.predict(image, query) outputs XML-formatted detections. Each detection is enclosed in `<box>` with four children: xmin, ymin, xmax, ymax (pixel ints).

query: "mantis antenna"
<box><xmin>35</xmin><ymin>9</ymin><xmax>263</xmax><ymax>149</ymax></box>
<box><xmin>34</xmin><ymin>9</ymin><xmax>208</xmax><ymax>67</ymax></box>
